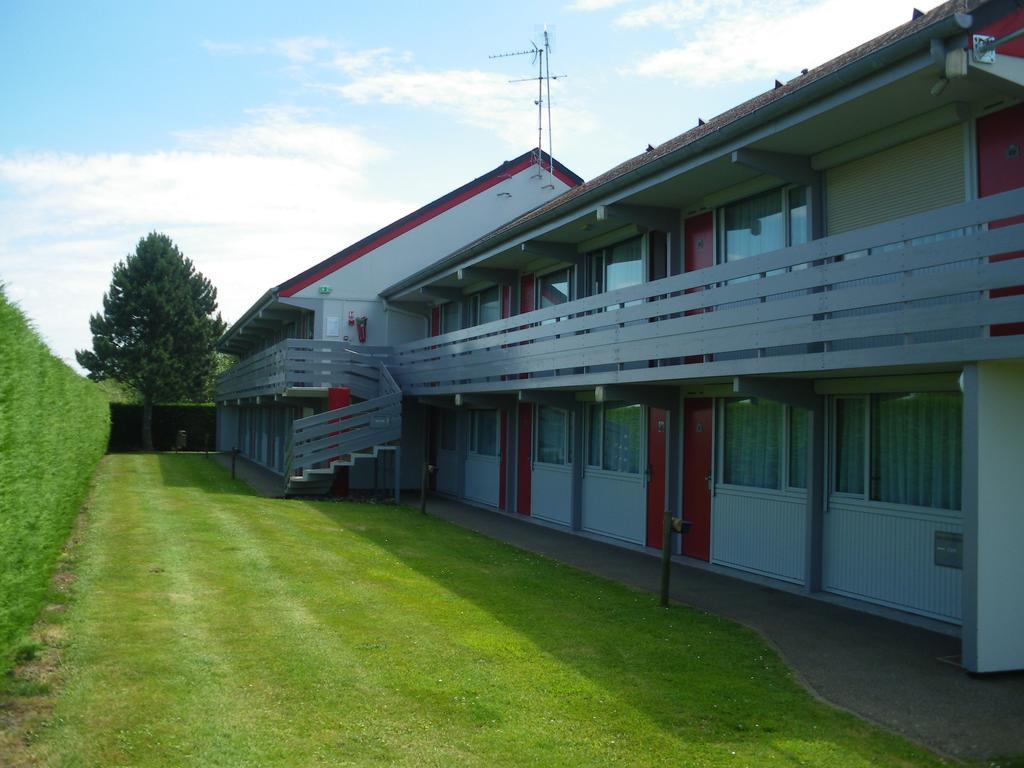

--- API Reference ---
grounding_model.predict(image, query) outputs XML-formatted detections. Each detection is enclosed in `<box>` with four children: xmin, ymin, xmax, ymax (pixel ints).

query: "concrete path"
<box><xmin>216</xmin><ymin>454</ymin><xmax>1024</xmax><ymax>761</ymax></box>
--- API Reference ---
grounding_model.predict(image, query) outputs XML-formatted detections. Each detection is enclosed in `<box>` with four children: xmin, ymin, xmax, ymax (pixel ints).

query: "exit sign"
<box><xmin>318</xmin><ymin>286</ymin><xmax>331</xmax><ymax>294</ymax></box>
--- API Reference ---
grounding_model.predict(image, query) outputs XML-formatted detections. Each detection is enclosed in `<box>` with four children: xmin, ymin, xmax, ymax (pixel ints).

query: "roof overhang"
<box><xmin>382</xmin><ymin>5</ymin><xmax>984</xmax><ymax>302</ymax></box>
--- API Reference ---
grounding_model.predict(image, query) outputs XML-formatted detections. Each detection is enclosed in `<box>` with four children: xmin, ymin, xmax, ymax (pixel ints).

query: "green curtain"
<box><xmin>602</xmin><ymin>404</ymin><xmax>642</xmax><ymax>474</ymax></box>
<box><xmin>537</xmin><ymin>405</ymin><xmax>567</xmax><ymax>464</ymax></box>
<box><xmin>835</xmin><ymin>398</ymin><xmax>866</xmax><ymax>494</ymax></box>
<box><xmin>789</xmin><ymin>407</ymin><xmax>809</xmax><ymax>488</ymax></box>
<box><xmin>871</xmin><ymin>392</ymin><xmax>961</xmax><ymax>510</ymax></box>
<box><xmin>723</xmin><ymin>399</ymin><xmax>782</xmax><ymax>489</ymax></box>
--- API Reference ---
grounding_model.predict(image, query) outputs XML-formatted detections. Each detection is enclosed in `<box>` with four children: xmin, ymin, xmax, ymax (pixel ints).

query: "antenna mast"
<box><xmin>489</xmin><ymin>25</ymin><xmax>564</xmax><ymax>186</ymax></box>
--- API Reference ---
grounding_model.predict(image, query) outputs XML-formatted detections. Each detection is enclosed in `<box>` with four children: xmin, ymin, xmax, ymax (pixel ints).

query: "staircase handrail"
<box><xmin>285</xmin><ymin>356</ymin><xmax>403</xmax><ymax>483</ymax></box>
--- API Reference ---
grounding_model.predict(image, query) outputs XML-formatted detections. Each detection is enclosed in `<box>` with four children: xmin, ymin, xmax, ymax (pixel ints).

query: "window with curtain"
<box><xmin>536</xmin><ymin>405</ymin><xmax>568</xmax><ymax>465</ymax></box>
<box><xmin>470</xmin><ymin>286</ymin><xmax>500</xmax><ymax>326</ymax></box>
<box><xmin>605</xmin><ymin>239</ymin><xmax>643</xmax><ymax>292</ymax></box>
<box><xmin>587</xmin><ymin>404</ymin><xmax>602</xmax><ymax>467</ymax></box>
<box><xmin>537</xmin><ymin>268</ymin><xmax>571</xmax><ymax>309</ymax></box>
<box><xmin>469</xmin><ymin>410</ymin><xmax>498</xmax><ymax>456</ymax></box>
<box><xmin>788</xmin><ymin>186</ymin><xmax>808</xmax><ymax>248</ymax></box>
<box><xmin>440</xmin><ymin>410</ymin><xmax>457</xmax><ymax>452</ymax></box>
<box><xmin>602</xmin><ymin>404</ymin><xmax>642</xmax><ymax>473</ymax></box>
<box><xmin>834</xmin><ymin>397</ymin><xmax>866</xmax><ymax>494</ymax></box>
<box><xmin>586</xmin><ymin>403</ymin><xmax>642</xmax><ymax>473</ymax></box>
<box><xmin>591</xmin><ymin>237</ymin><xmax>644</xmax><ymax>298</ymax></box>
<box><xmin>441</xmin><ymin>302</ymin><xmax>461</xmax><ymax>334</ymax></box>
<box><xmin>723</xmin><ymin>399</ymin><xmax>783</xmax><ymax>489</ymax></box>
<box><xmin>788</xmin><ymin>407</ymin><xmax>809</xmax><ymax>489</ymax></box>
<box><xmin>723</xmin><ymin>189</ymin><xmax>785</xmax><ymax>262</ymax></box>
<box><xmin>870</xmin><ymin>392</ymin><xmax>961</xmax><ymax>510</ymax></box>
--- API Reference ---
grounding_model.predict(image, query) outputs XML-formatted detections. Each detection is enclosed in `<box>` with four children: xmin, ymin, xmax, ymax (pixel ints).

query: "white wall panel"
<box><xmin>824</xmin><ymin>499</ymin><xmax>963</xmax><ymax>622</ymax></box>
<box><xmin>531</xmin><ymin>464</ymin><xmax>572</xmax><ymax>527</ymax></box>
<box><xmin>464</xmin><ymin>455</ymin><xmax>500</xmax><ymax>507</ymax></box>
<box><xmin>712</xmin><ymin>488</ymin><xmax>806</xmax><ymax>584</ymax></box>
<box><xmin>437</xmin><ymin>450</ymin><xmax>459</xmax><ymax>496</ymax></box>
<box><xmin>581</xmin><ymin>471</ymin><xmax>645</xmax><ymax>544</ymax></box>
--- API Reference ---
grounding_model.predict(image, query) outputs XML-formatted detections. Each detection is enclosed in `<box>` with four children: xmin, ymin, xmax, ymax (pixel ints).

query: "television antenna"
<box><xmin>490</xmin><ymin>26</ymin><xmax>564</xmax><ymax>187</ymax></box>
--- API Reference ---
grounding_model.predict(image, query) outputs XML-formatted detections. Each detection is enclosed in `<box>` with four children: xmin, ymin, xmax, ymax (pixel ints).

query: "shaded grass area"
<box><xmin>0</xmin><ymin>287</ymin><xmax>109</xmax><ymax>676</ymax></box>
<box><xmin>34</xmin><ymin>454</ymin><xmax>946</xmax><ymax>767</ymax></box>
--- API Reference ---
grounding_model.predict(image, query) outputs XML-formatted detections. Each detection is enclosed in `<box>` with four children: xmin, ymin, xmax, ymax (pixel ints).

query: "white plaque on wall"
<box><xmin>326</xmin><ymin>316</ymin><xmax>341</xmax><ymax>337</ymax></box>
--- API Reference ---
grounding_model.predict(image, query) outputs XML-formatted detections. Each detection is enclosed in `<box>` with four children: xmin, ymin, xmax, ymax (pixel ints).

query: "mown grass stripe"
<box><xmin>36</xmin><ymin>455</ymin><xmax>943</xmax><ymax>767</ymax></box>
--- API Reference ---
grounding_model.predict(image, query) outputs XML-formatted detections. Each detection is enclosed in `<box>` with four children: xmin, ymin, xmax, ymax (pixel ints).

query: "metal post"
<box><xmin>660</xmin><ymin>505</ymin><xmax>672</xmax><ymax>607</ymax></box>
<box><xmin>420</xmin><ymin>463</ymin><xmax>431</xmax><ymax>514</ymax></box>
<box><xmin>393</xmin><ymin>446</ymin><xmax>401</xmax><ymax>504</ymax></box>
<box><xmin>231</xmin><ymin>447</ymin><xmax>238</xmax><ymax>480</ymax></box>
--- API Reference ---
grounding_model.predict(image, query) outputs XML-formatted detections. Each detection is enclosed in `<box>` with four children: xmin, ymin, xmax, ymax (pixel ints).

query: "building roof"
<box><xmin>220</xmin><ymin>149</ymin><xmax>583</xmax><ymax>349</ymax></box>
<box><xmin>277</xmin><ymin>149</ymin><xmax>582</xmax><ymax>298</ymax></box>
<box><xmin>382</xmin><ymin>0</ymin><xmax>997</xmax><ymax>298</ymax></box>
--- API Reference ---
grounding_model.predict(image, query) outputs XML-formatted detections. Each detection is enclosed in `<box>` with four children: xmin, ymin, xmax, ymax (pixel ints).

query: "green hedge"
<box><xmin>0</xmin><ymin>288</ymin><xmax>110</xmax><ymax>675</ymax></box>
<box><xmin>108</xmin><ymin>403</ymin><xmax>216</xmax><ymax>452</ymax></box>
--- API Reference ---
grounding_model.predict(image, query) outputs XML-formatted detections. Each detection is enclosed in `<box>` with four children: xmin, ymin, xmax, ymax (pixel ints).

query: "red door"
<box><xmin>684</xmin><ymin>212</ymin><xmax>714</xmax><ymax>363</ymax></box>
<box><xmin>646</xmin><ymin>408</ymin><xmax>669</xmax><ymax>548</ymax></box>
<box><xmin>682</xmin><ymin>399</ymin><xmax>712</xmax><ymax>560</ymax></box>
<box><xmin>977</xmin><ymin>103</ymin><xmax>1024</xmax><ymax>336</ymax></box>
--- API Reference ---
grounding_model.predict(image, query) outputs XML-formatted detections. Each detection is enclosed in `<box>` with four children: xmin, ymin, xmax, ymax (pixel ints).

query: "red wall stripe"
<box><xmin>280</xmin><ymin>157</ymin><xmax>578</xmax><ymax>297</ymax></box>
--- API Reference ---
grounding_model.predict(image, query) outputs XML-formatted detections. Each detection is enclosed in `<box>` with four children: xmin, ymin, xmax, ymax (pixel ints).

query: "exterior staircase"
<box><xmin>283</xmin><ymin>358</ymin><xmax>402</xmax><ymax>497</ymax></box>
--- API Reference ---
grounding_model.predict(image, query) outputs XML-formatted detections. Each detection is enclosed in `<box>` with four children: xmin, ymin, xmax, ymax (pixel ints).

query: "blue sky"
<box><xmin>0</xmin><ymin>0</ymin><xmax>941</xmax><ymax>367</ymax></box>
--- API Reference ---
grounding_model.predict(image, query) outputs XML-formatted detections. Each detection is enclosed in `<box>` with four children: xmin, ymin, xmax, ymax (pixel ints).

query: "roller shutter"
<box><xmin>826</xmin><ymin>125</ymin><xmax>966</xmax><ymax>235</ymax></box>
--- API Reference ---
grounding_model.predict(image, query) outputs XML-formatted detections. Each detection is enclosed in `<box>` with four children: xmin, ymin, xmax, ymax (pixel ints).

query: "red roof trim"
<box><xmin>279</xmin><ymin>153</ymin><xmax>581</xmax><ymax>298</ymax></box>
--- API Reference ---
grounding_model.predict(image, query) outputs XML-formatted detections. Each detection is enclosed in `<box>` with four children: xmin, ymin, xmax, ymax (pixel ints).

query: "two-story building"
<box><xmin>215</xmin><ymin>150</ymin><xmax>582</xmax><ymax>494</ymax></box>
<box><xmin>217</xmin><ymin>0</ymin><xmax>1024</xmax><ymax>674</ymax></box>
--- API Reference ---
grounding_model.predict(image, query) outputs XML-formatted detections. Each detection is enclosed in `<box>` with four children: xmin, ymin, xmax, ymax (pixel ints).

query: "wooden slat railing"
<box><xmin>388</xmin><ymin>188</ymin><xmax>1024</xmax><ymax>394</ymax></box>
<box><xmin>215</xmin><ymin>340</ymin><xmax>390</xmax><ymax>402</ymax></box>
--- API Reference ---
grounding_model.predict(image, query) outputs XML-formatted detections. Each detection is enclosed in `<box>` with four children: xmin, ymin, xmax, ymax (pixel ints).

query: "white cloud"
<box><xmin>331</xmin><ymin>48</ymin><xmax>413</xmax><ymax>76</ymax></box>
<box><xmin>274</xmin><ymin>36</ymin><xmax>332</xmax><ymax>63</ymax></box>
<box><xmin>566</xmin><ymin>0</ymin><xmax>633</xmax><ymax>11</ymax></box>
<box><xmin>614</xmin><ymin>0</ymin><xmax>722</xmax><ymax>28</ymax></box>
<box><xmin>622</xmin><ymin>0</ymin><xmax>946</xmax><ymax>85</ymax></box>
<box><xmin>201</xmin><ymin>40</ymin><xmax>266</xmax><ymax>56</ymax></box>
<box><xmin>0</xmin><ymin>110</ymin><xmax>410</xmax><ymax>368</ymax></box>
<box><xmin>319</xmin><ymin>65</ymin><xmax>596</xmax><ymax>151</ymax></box>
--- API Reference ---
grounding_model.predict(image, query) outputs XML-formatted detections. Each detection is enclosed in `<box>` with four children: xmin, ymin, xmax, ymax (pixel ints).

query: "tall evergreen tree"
<box><xmin>77</xmin><ymin>233</ymin><xmax>226</xmax><ymax>450</ymax></box>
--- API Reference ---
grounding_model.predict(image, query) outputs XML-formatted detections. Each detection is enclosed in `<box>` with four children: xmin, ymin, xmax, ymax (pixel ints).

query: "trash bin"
<box><xmin>175</xmin><ymin>430</ymin><xmax>187</xmax><ymax>451</ymax></box>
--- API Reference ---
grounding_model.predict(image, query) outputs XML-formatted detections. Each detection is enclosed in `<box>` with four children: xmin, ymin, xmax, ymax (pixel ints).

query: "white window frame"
<box><xmin>586</xmin><ymin>402</ymin><xmax>643</xmax><ymax>475</ymax></box>
<box><xmin>717</xmin><ymin>185</ymin><xmax>810</xmax><ymax>267</ymax></box>
<box><xmin>440</xmin><ymin>302</ymin><xmax>461</xmax><ymax>335</ymax></box>
<box><xmin>716</xmin><ymin>398</ymin><xmax>809</xmax><ymax>492</ymax></box>
<box><xmin>534</xmin><ymin>405</ymin><xmax>571</xmax><ymax>466</ymax></box>
<box><xmin>828</xmin><ymin>392</ymin><xmax>963</xmax><ymax>512</ymax></box>
<box><xmin>469</xmin><ymin>286</ymin><xmax>501</xmax><ymax>327</ymax></box>
<box><xmin>468</xmin><ymin>409</ymin><xmax>499</xmax><ymax>457</ymax></box>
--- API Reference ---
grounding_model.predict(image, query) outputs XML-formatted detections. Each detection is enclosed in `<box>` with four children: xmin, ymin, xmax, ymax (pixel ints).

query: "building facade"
<box><xmin>217</xmin><ymin>0</ymin><xmax>1024</xmax><ymax>674</ymax></box>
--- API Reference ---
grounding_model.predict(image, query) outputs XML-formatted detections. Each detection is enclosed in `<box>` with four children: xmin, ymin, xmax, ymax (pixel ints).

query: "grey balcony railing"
<box><xmin>215</xmin><ymin>339</ymin><xmax>391</xmax><ymax>402</ymax></box>
<box><xmin>285</xmin><ymin>360</ymin><xmax>402</xmax><ymax>479</ymax></box>
<box><xmin>388</xmin><ymin>187</ymin><xmax>1024</xmax><ymax>395</ymax></box>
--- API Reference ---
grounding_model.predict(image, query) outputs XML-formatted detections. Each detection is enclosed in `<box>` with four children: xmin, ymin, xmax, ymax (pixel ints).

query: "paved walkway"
<box><xmin>216</xmin><ymin>454</ymin><xmax>1024</xmax><ymax>761</ymax></box>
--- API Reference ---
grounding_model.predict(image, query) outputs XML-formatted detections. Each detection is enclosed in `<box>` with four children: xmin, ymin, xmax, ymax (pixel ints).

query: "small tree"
<box><xmin>77</xmin><ymin>233</ymin><xmax>226</xmax><ymax>450</ymax></box>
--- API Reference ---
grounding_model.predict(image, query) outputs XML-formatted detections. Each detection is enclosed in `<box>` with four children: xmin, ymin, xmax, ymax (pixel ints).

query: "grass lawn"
<box><xmin>21</xmin><ymin>454</ymin><xmax>946</xmax><ymax>766</ymax></box>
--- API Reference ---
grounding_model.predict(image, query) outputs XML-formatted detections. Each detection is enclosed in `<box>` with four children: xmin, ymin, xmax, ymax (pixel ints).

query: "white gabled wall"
<box><xmin>294</xmin><ymin>167</ymin><xmax>570</xmax><ymax>299</ymax></box>
<box><xmin>287</xmin><ymin>166</ymin><xmax>572</xmax><ymax>346</ymax></box>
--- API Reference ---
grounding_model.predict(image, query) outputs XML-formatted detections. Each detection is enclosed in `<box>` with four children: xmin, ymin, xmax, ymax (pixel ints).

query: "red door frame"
<box><xmin>646</xmin><ymin>408</ymin><xmax>669</xmax><ymax>548</ymax></box>
<box><xmin>328</xmin><ymin>386</ymin><xmax>351</xmax><ymax>497</ymax></box>
<box><xmin>683</xmin><ymin>211</ymin><xmax>714</xmax><ymax>363</ymax></box>
<box><xmin>682</xmin><ymin>398</ymin><xmax>713</xmax><ymax>561</ymax></box>
<box><xmin>977</xmin><ymin>103</ymin><xmax>1024</xmax><ymax>336</ymax></box>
